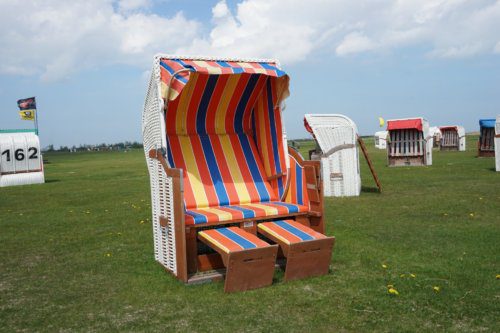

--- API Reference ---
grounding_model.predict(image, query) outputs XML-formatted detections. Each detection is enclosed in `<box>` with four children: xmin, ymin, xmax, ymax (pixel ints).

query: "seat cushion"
<box><xmin>198</xmin><ymin>227</ymin><xmax>271</xmax><ymax>253</ymax></box>
<box><xmin>185</xmin><ymin>202</ymin><xmax>309</xmax><ymax>225</ymax></box>
<box><xmin>258</xmin><ymin>220</ymin><xmax>327</xmax><ymax>245</ymax></box>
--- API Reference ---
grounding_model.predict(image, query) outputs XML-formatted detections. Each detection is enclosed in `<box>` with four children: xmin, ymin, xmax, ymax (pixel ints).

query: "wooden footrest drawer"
<box><xmin>198</xmin><ymin>227</ymin><xmax>278</xmax><ymax>292</ymax></box>
<box><xmin>258</xmin><ymin>220</ymin><xmax>335</xmax><ymax>281</ymax></box>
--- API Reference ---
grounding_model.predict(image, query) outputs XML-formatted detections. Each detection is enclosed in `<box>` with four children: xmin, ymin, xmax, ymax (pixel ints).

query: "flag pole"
<box><xmin>34</xmin><ymin>107</ymin><xmax>39</xmax><ymax>135</ymax></box>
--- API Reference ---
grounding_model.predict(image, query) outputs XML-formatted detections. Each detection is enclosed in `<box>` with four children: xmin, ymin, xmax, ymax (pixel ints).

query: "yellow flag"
<box><xmin>19</xmin><ymin>110</ymin><xmax>35</xmax><ymax>120</ymax></box>
<box><xmin>378</xmin><ymin>117</ymin><xmax>385</xmax><ymax>127</ymax></box>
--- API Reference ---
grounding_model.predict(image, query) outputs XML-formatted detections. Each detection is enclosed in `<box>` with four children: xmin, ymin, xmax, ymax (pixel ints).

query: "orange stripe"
<box><xmin>228</xmin><ymin>227</ymin><xmax>269</xmax><ymax>247</ymax></box>
<box><xmin>285</xmin><ymin>221</ymin><xmax>326</xmax><ymax>239</ymax></box>
<box><xmin>225</xmin><ymin>75</ymin><xmax>251</xmax><ymax>133</ymax></box>
<box><xmin>189</xmin><ymin>135</ymin><xmax>219</xmax><ymax>207</ymax></box>
<box><xmin>209</xmin><ymin>134</ymin><xmax>240</xmax><ymax>205</ymax></box>
<box><xmin>259</xmin><ymin>222</ymin><xmax>302</xmax><ymax>244</ymax></box>
<box><xmin>167</xmin><ymin>135</ymin><xmax>197</xmax><ymax>208</ymax></box>
<box><xmin>186</xmin><ymin>74</ymin><xmax>208</xmax><ymax>134</ymax></box>
<box><xmin>228</xmin><ymin>134</ymin><xmax>261</xmax><ymax>201</ymax></box>
<box><xmin>205</xmin><ymin>75</ymin><xmax>229</xmax><ymax>134</ymax></box>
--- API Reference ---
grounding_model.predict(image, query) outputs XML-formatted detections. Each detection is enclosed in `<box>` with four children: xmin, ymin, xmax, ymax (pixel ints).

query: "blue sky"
<box><xmin>1</xmin><ymin>0</ymin><xmax>499</xmax><ymax>148</ymax></box>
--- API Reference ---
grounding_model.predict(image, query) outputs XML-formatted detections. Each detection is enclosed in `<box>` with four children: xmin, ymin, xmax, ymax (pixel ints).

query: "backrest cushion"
<box><xmin>167</xmin><ymin>132</ymin><xmax>278</xmax><ymax>209</ymax></box>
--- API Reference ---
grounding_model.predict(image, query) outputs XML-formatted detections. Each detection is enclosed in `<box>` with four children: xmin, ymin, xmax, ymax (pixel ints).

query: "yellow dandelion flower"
<box><xmin>140</xmin><ymin>220</ymin><xmax>145</xmax><ymax>224</ymax></box>
<box><xmin>433</xmin><ymin>286</ymin><xmax>440</xmax><ymax>293</ymax></box>
<box><xmin>410</xmin><ymin>273</ymin><xmax>416</xmax><ymax>278</ymax></box>
<box><xmin>388</xmin><ymin>287</ymin><xmax>399</xmax><ymax>296</ymax></box>
<box><xmin>105</xmin><ymin>253</ymin><xmax>112</xmax><ymax>257</ymax></box>
<box><xmin>496</xmin><ymin>274</ymin><xmax>500</xmax><ymax>279</ymax></box>
<box><xmin>382</xmin><ymin>264</ymin><xmax>388</xmax><ymax>269</ymax></box>
<box><xmin>469</xmin><ymin>213</ymin><xmax>474</xmax><ymax>217</ymax></box>
<box><xmin>400</xmin><ymin>274</ymin><xmax>406</xmax><ymax>278</ymax></box>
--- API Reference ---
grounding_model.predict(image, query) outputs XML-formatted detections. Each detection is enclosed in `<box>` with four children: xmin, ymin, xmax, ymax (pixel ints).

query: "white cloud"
<box><xmin>336</xmin><ymin>32</ymin><xmax>377</xmax><ymax>56</ymax></box>
<box><xmin>185</xmin><ymin>0</ymin><xmax>500</xmax><ymax>63</ymax></box>
<box><xmin>0</xmin><ymin>0</ymin><xmax>199</xmax><ymax>81</ymax></box>
<box><xmin>0</xmin><ymin>0</ymin><xmax>499</xmax><ymax>81</ymax></box>
<box><xmin>118</xmin><ymin>0</ymin><xmax>152</xmax><ymax>12</ymax></box>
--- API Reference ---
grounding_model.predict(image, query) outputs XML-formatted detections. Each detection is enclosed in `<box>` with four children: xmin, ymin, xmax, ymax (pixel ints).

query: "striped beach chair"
<box><xmin>386</xmin><ymin>117</ymin><xmax>432</xmax><ymax>166</ymax></box>
<box><xmin>143</xmin><ymin>56</ymin><xmax>330</xmax><ymax>290</ymax></box>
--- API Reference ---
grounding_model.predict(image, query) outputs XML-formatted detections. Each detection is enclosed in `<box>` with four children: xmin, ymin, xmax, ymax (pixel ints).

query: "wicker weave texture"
<box><xmin>305</xmin><ymin>114</ymin><xmax>361</xmax><ymax>197</ymax></box>
<box><xmin>0</xmin><ymin>132</ymin><xmax>45</xmax><ymax>187</ymax></box>
<box><xmin>142</xmin><ymin>61</ymin><xmax>177</xmax><ymax>275</ymax></box>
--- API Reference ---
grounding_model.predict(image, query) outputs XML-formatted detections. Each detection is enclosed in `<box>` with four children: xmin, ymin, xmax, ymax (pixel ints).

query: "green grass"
<box><xmin>1</xmin><ymin>136</ymin><xmax>499</xmax><ymax>332</ymax></box>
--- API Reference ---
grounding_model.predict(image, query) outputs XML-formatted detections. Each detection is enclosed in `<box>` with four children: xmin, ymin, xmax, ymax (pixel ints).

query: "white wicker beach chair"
<box><xmin>0</xmin><ymin>131</ymin><xmax>44</xmax><ymax>187</ymax></box>
<box><xmin>304</xmin><ymin>114</ymin><xmax>361</xmax><ymax>197</ymax></box>
<box><xmin>142</xmin><ymin>55</ymin><xmax>330</xmax><ymax>289</ymax></box>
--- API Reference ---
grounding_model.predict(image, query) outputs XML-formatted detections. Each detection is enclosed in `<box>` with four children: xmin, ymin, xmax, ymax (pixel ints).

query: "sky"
<box><xmin>0</xmin><ymin>0</ymin><xmax>499</xmax><ymax>148</ymax></box>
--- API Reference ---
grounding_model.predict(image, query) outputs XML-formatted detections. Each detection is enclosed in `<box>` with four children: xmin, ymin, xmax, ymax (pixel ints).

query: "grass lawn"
<box><xmin>1</xmin><ymin>135</ymin><xmax>499</xmax><ymax>332</ymax></box>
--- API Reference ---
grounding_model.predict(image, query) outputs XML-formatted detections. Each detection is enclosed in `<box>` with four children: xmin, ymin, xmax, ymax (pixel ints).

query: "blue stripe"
<box><xmin>295</xmin><ymin>162</ymin><xmax>304</xmax><ymax>205</ymax></box>
<box><xmin>237</xmin><ymin>133</ymin><xmax>272</xmax><ymax>202</ymax></box>
<box><xmin>225</xmin><ymin>205</ymin><xmax>257</xmax><ymax>219</ymax></box>
<box><xmin>259</xmin><ymin>63</ymin><xmax>285</xmax><ymax>77</ymax></box>
<box><xmin>196</xmin><ymin>76</ymin><xmax>218</xmax><ymax>134</ymax></box>
<box><xmin>185</xmin><ymin>210</ymin><xmax>208</xmax><ymax>224</ymax></box>
<box><xmin>160</xmin><ymin>61</ymin><xmax>188</xmax><ymax>84</ymax></box>
<box><xmin>234</xmin><ymin>75</ymin><xmax>259</xmax><ymax>133</ymax></box>
<box><xmin>268</xmin><ymin>201</ymin><xmax>299</xmax><ymax>213</ymax></box>
<box><xmin>266</xmin><ymin>79</ymin><xmax>282</xmax><ymax>175</ymax></box>
<box><xmin>216</xmin><ymin>61</ymin><xmax>231</xmax><ymax>68</ymax></box>
<box><xmin>251</xmin><ymin>108</ymin><xmax>257</xmax><ymax>146</ymax></box>
<box><xmin>277</xmin><ymin>177</ymin><xmax>284</xmax><ymax>198</ymax></box>
<box><xmin>199</xmin><ymin>135</ymin><xmax>229</xmax><ymax>206</ymax></box>
<box><xmin>217</xmin><ymin>228</ymin><xmax>257</xmax><ymax>249</ymax></box>
<box><xmin>215</xmin><ymin>61</ymin><xmax>244</xmax><ymax>74</ymax></box>
<box><xmin>274</xmin><ymin>220</ymin><xmax>314</xmax><ymax>241</ymax></box>
<box><xmin>166</xmin><ymin>137</ymin><xmax>175</xmax><ymax>167</ymax></box>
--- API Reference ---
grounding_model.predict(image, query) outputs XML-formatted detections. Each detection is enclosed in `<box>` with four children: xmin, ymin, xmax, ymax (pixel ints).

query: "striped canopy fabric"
<box><xmin>162</xmin><ymin>57</ymin><xmax>293</xmax><ymax>222</ymax></box>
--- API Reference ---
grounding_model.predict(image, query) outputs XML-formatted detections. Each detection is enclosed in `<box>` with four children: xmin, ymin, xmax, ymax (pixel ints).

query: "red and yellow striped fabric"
<box><xmin>284</xmin><ymin>154</ymin><xmax>310</xmax><ymax>208</ymax></box>
<box><xmin>198</xmin><ymin>227</ymin><xmax>271</xmax><ymax>253</ymax></box>
<box><xmin>167</xmin><ymin>133</ymin><xmax>278</xmax><ymax>209</ymax></box>
<box><xmin>258</xmin><ymin>220</ymin><xmax>326</xmax><ymax>245</ymax></box>
<box><xmin>160</xmin><ymin>58</ymin><xmax>287</xmax><ymax>101</ymax></box>
<box><xmin>185</xmin><ymin>201</ymin><xmax>308</xmax><ymax>225</ymax></box>
<box><xmin>252</xmin><ymin>78</ymin><xmax>288</xmax><ymax>199</ymax></box>
<box><xmin>161</xmin><ymin>58</ymin><xmax>309</xmax><ymax>225</ymax></box>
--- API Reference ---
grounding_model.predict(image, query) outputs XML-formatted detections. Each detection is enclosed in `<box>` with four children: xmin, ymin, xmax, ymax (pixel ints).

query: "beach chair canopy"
<box><xmin>387</xmin><ymin>118</ymin><xmax>423</xmax><ymax>131</ymax></box>
<box><xmin>159</xmin><ymin>58</ymin><xmax>295</xmax><ymax>218</ymax></box>
<box><xmin>479</xmin><ymin>119</ymin><xmax>495</xmax><ymax>128</ymax></box>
